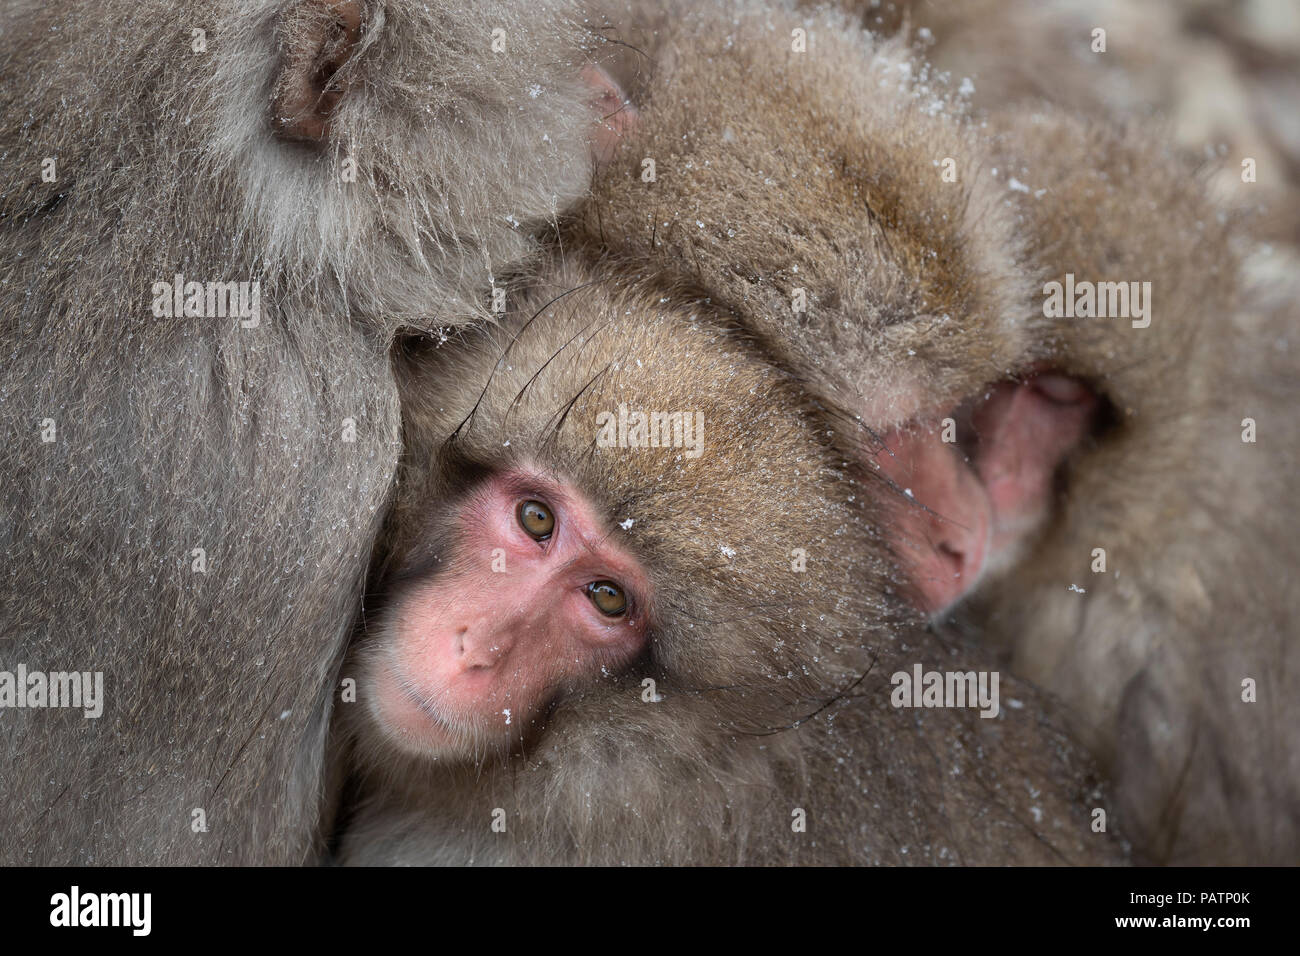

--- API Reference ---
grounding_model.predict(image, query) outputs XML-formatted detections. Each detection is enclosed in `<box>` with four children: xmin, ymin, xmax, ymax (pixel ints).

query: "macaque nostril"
<box><xmin>451</xmin><ymin>627</ymin><xmax>509</xmax><ymax>671</ymax></box>
<box><xmin>935</xmin><ymin>541</ymin><xmax>972</xmax><ymax>581</ymax></box>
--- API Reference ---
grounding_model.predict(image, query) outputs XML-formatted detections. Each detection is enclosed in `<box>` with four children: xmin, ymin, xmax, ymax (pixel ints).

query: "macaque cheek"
<box><xmin>366</xmin><ymin>650</ymin><xmax>455</xmax><ymax>750</ymax></box>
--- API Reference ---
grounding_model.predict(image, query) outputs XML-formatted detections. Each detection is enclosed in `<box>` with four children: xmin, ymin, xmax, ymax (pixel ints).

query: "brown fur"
<box><xmin>585</xmin><ymin>2</ymin><xmax>1034</xmax><ymax>425</ymax></box>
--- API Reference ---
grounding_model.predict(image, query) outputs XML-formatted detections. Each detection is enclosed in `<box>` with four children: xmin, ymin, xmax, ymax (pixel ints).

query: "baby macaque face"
<box><xmin>365</xmin><ymin>468</ymin><xmax>650</xmax><ymax>759</ymax></box>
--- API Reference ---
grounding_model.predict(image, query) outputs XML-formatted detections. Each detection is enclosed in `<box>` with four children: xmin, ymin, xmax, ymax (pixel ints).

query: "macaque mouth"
<box><xmin>874</xmin><ymin>370</ymin><xmax>1104</xmax><ymax>614</ymax></box>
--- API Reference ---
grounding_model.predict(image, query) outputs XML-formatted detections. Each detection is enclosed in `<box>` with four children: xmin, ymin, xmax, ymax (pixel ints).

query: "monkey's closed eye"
<box><xmin>517</xmin><ymin>499</ymin><xmax>555</xmax><ymax>541</ymax></box>
<box><xmin>587</xmin><ymin>581</ymin><xmax>628</xmax><ymax>617</ymax></box>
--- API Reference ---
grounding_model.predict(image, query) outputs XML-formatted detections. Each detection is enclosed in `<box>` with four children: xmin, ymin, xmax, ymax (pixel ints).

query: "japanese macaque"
<box><xmin>332</xmin><ymin>256</ymin><xmax>1120</xmax><ymax>865</ymax></box>
<box><xmin>0</xmin><ymin>0</ymin><xmax>610</xmax><ymax>864</ymax></box>
<box><xmin>6</xmin><ymin>0</ymin><xmax>1290</xmax><ymax>869</ymax></box>
<box><xmin>576</xmin><ymin>0</ymin><xmax>1300</xmax><ymax>863</ymax></box>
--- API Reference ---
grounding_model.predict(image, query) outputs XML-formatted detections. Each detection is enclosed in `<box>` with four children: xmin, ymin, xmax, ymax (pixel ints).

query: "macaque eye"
<box><xmin>586</xmin><ymin>581</ymin><xmax>628</xmax><ymax>617</ymax></box>
<box><xmin>517</xmin><ymin>499</ymin><xmax>555</xmax><ymax>540</ymax></box>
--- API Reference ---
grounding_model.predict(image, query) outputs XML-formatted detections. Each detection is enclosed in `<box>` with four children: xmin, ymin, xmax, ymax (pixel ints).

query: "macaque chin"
<box><xmin>360</xmin><ymin>468</ymin><xmax>650</xmax><ymax>761</ymax></box>
<box><xmin>874</xmin><ymin>372</ymin><xmax>1099</xmax><ymax>614</ymax></box>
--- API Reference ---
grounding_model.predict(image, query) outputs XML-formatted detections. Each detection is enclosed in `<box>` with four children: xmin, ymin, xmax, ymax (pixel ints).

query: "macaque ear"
<box><xmin>272</xmin><ymin>0</ymin><xmax>364</xmax><ymax>144</ymax></box>
<box><xmin>582</xmin><ymin>64</ymin><xmax>639</xmax><ymax>167</ymax></box>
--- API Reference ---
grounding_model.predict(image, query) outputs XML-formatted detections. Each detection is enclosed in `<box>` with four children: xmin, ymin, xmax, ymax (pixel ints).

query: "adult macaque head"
<box><xmin>574</xmin><ymin>7</ymin><xmax>1107</xmax><ymax>620</ymax></box>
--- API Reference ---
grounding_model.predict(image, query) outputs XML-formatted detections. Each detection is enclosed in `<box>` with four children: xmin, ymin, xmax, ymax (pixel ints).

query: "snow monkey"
<box><xmin>330</xmin><ymin>255</ymin><xmax>1121</xmax><ymax>865</ymax></box>
<box><xmin>574</xmin><ymin>0</ymin><xmax>1300</xmax><ymax>864</ymax></box>
<box><xmin>0</xmin><ymin>0</ymin><xmax>622</xmax><ymax>864</ymax></box>
<box><xmin>5</xmin><ymin>0</ymin><xmax>1289</xmax><ymax>869</ymax></box>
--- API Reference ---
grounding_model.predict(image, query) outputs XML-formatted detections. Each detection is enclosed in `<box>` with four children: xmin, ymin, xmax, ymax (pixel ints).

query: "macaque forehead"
<box><xmin>429</xmin><ymin>287</ymin><xmax>842</xmax><ymax>530</ymax></box>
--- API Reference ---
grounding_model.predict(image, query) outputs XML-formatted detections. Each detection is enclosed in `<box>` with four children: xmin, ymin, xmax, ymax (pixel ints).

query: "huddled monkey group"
<box><xmin>1</xmin><ymin>0</ymin><xmax>1296</xmax><ymax>867</ymax></box>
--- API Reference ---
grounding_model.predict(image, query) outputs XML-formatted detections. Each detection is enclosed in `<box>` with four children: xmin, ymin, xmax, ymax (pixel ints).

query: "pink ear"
<box><xmin>581</xmin><ymin>64</ymin><xmax>639</xmax><ymax>166</ymax></box>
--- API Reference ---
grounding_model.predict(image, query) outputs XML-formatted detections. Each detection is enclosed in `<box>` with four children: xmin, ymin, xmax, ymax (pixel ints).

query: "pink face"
<box><xmin>873</xmin><ymin>372</ymin><xmax>1099</xmax><ymax>613</ymax></box>
<box><xmin>365</xmin><ymin>470</ymin><xmax>650</xmax><ymax>760</ymax></box>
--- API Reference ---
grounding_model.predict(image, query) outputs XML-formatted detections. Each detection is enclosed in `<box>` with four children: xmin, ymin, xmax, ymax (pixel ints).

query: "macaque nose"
<box><xmin>452</xmin><ymin>623</ymin><xmax>512</xmax><ymax>671</ymax></box>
